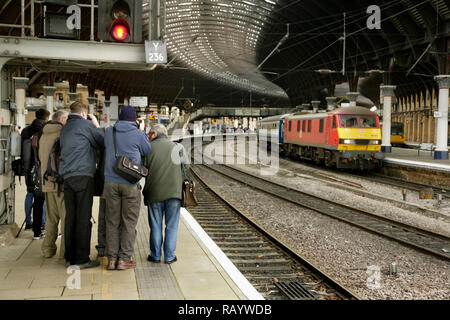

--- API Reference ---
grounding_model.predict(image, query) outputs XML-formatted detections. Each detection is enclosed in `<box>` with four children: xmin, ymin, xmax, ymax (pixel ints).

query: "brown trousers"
<box><xmin>42</xmin><ymin>192</ymin><xmax>66</xmax><ymax>259</ymax></box>
<box><xmin>104</xmin><ymin>182</ymin><xmax>141</xmax><ymax>262</ymax></box>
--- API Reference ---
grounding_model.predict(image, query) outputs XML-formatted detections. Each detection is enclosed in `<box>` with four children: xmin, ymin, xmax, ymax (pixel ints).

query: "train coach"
<box><xmin>282</xmin><ymin>106</ymin><xmax>384</xmax><ymax>170</ymax></box>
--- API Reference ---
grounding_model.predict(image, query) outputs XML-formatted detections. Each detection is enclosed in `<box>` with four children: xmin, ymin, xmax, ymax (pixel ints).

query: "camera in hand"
<box><xmin>87</xmin><ymin>115</ymin><xmax>93</xmax><ymax>120</ymax></box>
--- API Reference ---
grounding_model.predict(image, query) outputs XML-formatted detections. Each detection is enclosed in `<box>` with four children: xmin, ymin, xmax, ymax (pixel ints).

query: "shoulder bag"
<box><xmin>113</xmin><ymin>127</ymin><xmax>148</xmax><ymax>184</ymax></box>
<box><xmin>178</xmin><ymin>145</ymin><xmax>197</xmax><ymax>207</ymax></box>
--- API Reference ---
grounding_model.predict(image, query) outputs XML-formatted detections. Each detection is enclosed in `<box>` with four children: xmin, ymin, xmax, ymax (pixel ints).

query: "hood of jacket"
<box><xmin>114</xmin><ymin>120</ymin><xmax>138</xmax><ymax>133</ymax></box>
<box><xmin>42</xmin><ymin>121</ymin><xmax>63</xmax><ymax>135</ymax></box>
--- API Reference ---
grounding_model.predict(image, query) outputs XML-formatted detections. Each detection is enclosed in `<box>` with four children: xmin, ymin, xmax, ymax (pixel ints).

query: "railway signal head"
<box><xmin>98</xmin><ymin>0</ymin><xmax>142</xmax><ymax>43</ymax></box>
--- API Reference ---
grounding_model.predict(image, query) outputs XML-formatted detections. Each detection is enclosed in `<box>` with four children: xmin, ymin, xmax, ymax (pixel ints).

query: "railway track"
<box><xmin>279</xmin><ymin>154</ymin><xmax>449</xmax><ymax>199</ymax></box>
<box><xmin>356</xmin><ymin>173</ymin><xmax>450</xmax><ymax>200</ymax></box>
<box><xmin>195</xmin><ymin>163</ymin><xmax>450</xmax><ymax>261</ymax></box>
<box><xmin>189</xmin><ymin>166</ymin><xmax>359</xmax><ymax>300</ymax></box>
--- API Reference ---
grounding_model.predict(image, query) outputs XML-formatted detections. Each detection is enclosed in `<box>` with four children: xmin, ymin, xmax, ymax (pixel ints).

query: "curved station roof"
<box><xmin>0</xmin><ymin>0</ymin><xmax>448</xmax><ymax>108</ymax></box>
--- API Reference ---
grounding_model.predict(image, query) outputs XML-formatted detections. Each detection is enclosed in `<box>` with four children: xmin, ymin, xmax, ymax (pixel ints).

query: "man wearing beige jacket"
<box><xmin>38</xmin><ymin>109</ymin><xmax>69</xmax><ymax>259</ymax></box>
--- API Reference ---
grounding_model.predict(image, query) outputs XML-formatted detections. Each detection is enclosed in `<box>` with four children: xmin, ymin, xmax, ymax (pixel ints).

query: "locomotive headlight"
<box><xmin>368</xmin><ymin>140</ymin><xmax>381</xmax><ymax>145</ymax></box>
<box><xmin>342</xmin><ymin>139</ymin><xmax>356</xmax><ymax>144</ymax></box>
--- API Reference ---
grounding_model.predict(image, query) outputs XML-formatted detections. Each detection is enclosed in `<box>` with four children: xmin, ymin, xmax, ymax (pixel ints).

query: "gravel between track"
<box><xmin>193</xmin><ymin>139</ymin><xmax>450</xmax><ymax>299</ymax></box>
<box><xmin>194</xmin><ymin>165</ymin><xmax>449</xmax><ymax>300</ymax></box>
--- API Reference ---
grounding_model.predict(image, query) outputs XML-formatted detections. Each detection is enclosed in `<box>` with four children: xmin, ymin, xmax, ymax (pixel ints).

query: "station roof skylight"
<box><xmin>164</xmin><ymin>0</ymin><xmax>288</xmax><ymax>98</ymax></box>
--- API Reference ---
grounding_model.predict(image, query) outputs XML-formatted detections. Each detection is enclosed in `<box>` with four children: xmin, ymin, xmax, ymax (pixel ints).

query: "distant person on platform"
<box><xmin>59</xmin><ymin>101</ymin><xmax>104</xmax><ymax>269</ymax></box>
<box><xmin>103</xmin><ymin>106</ymin><xmax>151</xmax><ymax>270</ymax></box>
<box><xmin>143</xmin><ymin>124</ymin><xmax>188</xmax><ymax>264</ymax></box>
<box><xmin>21</xmin><ymin>108</ymin><xmax>50</xmax><ymax>240</ymax></box>
<box><xmin>38</xmin><ymin>109</ymin><xmax>69</xmax><ymax>259</ymax></box>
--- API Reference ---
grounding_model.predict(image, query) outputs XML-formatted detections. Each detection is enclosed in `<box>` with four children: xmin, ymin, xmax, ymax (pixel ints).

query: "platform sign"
<box><xmin>145</xmin><ymin>40</ymin><xmax>167</xmax><ymax>64</ymax></box>
<box><xmin>130</xmin><ymin>96</ymin><xmax>148</xmax><ymax>107</ymax></box>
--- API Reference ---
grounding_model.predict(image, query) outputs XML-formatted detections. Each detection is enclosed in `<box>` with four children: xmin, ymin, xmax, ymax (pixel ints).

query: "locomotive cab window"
<box><xmin>308</xmin><ymin>120</ymin><xmax>311</xmax><ymax>132</ymax></box>
<box><xmin>297</xmin><ymin>120</ymin><xmax>300</xmax><ymax>132</ymax></box>
<box><xmin>319</xmin><ymin>119</ymin><xmax>324</xmax><ymax>133</ymax></box>
<box><xmin>360</xmin><ymin>116</ymin><xmax>377</xmax><ymax>128</ymax></box>
<box><xmin>302</xmin><ymin>120</ymin><xmax>306</xmax><ymax>132</ymax></box>
<box><xmin>332</xmin><ymin>116</ymin><xmax>337</xmax><ymax>129</ymax></box>
<box><xmin>289</xmin><ymin>120</ymin><xmax>292</xmax><ymax>131</ymax></box>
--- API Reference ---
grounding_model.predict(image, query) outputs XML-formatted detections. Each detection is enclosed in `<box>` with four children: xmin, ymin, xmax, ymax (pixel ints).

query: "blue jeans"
<box><xmin>25</xmin><ymin>192</ymin><xmax>33</xmax><ymax>225</ymax></box>
<box><xmin>24</xmin><ymin>192</ymin><xmax>46</xmax><ymax>226</ymax></box>
<box><xmin>147</xmin><ymin>199</ymin><xmax>181</xmax><ymax>262</ymax></box>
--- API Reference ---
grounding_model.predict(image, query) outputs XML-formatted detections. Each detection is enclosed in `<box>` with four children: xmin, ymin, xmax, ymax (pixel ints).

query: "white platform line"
<box><xmin>180</xmin><ymin>208</ymin><xmax>265</xmax><ymax>300</ymax></box>
<box><xmin>384</xmin><ymin>157</ymin><xmax>450</xmax><ymax>172</ymax></box>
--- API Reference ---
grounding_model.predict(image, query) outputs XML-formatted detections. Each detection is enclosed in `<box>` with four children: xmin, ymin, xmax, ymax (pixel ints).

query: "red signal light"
<box><xmin>110</xmin><ymin>19</ymin><xmax>130</xmax><ymax>41</ymax></box>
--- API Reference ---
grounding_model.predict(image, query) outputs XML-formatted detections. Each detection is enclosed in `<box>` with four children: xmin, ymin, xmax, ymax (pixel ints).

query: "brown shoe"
<box><xmin>107</xmin><ymin>260</ymin><xmax>117</xmax><ymax>270</ymax></box>
<box><xmin>116</xmin><ymin>260</ymin><xmax>136</xmax><ymax>270</ymax></box>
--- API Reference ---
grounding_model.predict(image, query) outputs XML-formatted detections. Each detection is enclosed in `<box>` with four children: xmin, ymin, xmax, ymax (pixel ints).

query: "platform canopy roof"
<box><xmin>0</xmin><ymin>0</ymin><xmax>448</xmax><ymax>108</ymax></box>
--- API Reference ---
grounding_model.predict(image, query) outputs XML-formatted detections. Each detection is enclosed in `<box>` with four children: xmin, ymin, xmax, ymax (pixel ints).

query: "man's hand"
<box><xmin>88</xmin><ymin>114</ymin><xmax>100</xmax><ymax>128</ymax></box>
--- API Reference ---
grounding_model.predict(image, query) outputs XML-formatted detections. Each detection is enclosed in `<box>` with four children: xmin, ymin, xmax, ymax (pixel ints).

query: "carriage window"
<box><xmin>302</xmin><ymin>120</ymin><xmax>306</xmax><ymax>132</ymax></box>
<box><xmin>308</xmin><ymin>120</ymin><xmax>311</xmax><ymax>132</ymax></box>
<box><xmin>319</xmin><ymin>119</ymin><xmax>324</xmax><ymax>133</ymax></box>
<box><xmin>332</xmin><ymin>117</ymin><xmax>337</xmax><ymax>129</ymax></box>
<box><xmin>297</xmin><ymin>120</ymin><xmax>300</xmax><ymax>132</ymax></box>
<box><xmin>289</xmin><ymin>120</ymin><xmax>292</xmax><ymax>131</ymax></box>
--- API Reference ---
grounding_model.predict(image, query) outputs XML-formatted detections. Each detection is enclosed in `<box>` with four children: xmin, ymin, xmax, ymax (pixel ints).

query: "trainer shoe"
<box><xmin>25</xmin><ymin>224</ymin><xmax>33</xmax><ymax>230</ymax></box>
<box><xmin>107</xmin><ymin>260</ymin><xmax>117</xmax><ymax>270</ymax></box>
<box><xmin>33</xmin><ymin>233</ymin><xmax>45</xmax><ymax>240</ymax></box>
<box><xmin>116</xmin><ymin>260</ymin><xmax>136</xmax><ymax>270</ymax></box>
<box><xmin>77</xmin><ymin>260</ymin><xmax>100</xmax><ymax>269</ymax></box>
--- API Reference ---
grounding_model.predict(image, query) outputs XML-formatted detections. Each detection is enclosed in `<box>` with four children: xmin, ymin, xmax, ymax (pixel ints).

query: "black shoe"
<box><xmin>147</xmin><ymin>255</ymin><xmax>161</xmax><ymax>263</ymax></box>
<box><xmin>77</xmin><ymin>260</ymin><xmax>100</xmax><ymax>269</ymax></box>
<box><xmin>25</xmin><ymin>224</ymin><xmax>32</xmax><ymax>230</ymax></box>
<box><xmin>165</xmin><ymin>256</ymin><xmax>177</xmax><ymax>264</ymax></box>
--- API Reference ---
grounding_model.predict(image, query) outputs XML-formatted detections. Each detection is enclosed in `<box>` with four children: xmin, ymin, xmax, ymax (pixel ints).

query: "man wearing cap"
<box><xmin>103</xmin><ymin>106</ymin><xmax>151</xmax><ymax>270</ymax></box>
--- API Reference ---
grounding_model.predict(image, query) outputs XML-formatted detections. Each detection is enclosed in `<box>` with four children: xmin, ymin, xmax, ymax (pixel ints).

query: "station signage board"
<box><xmin>130</xmin><ymin>96</ymin><xmax>148</xmax><ymax>107</ymax></box>
<box><xmin>144</xmin><ymin>40</ymin><xmax>168</xmax><ymax>64</ymax></box>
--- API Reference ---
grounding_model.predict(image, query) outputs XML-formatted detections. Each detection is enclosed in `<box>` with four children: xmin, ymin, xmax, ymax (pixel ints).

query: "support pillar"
<box><xmin>347</xmin><ymin>92</ymin><xmax>359</xmax><ymax>107</ymax></box>
<box><xmin>13</xmin><ymin>77</ymin><xmax>29</xmax><ymax>132</ymax></box>
<box><xmin>311</xmin><ymin>100</ymin><xmax>320</xmax><ymax>113</ymax></box>
<box><xmin>68</xmin><ymin>92</ymin><xmax>80</xmax><ymax>106</ymax></box>
<box><xmin>103</xmin><ymin>100</ymin><xmax>111</xmax><ymax>128</ymax></box>
<box><xmin>434</xmin><ymin>75</ymin><xmax>449</xmax><ymax>160</ymax></box>
<box><xmin>380</xmin><ymin>85</ymin><xmax>396</xmax><ymax>153</ymax></box>
<box><xmin>43</xmin><ymin>86</ymin><xmax>56</xmax><ymax>117</ymax></box>
<box><xmin>87</xmin><ymin>96</ymin><xmax>97</xmax><ymax>115</ymax></box>
<box><xmin>326</xmin><ymin>97</ymin><xmax>337</xmax><ymax>111</ymax></box>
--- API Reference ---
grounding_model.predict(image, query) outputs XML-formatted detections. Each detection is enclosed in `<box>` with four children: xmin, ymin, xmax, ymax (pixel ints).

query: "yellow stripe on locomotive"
<box><xmin>337</xmin><ymin>128</ymin><xmax>382</xmax><ymax>152</ymax></box>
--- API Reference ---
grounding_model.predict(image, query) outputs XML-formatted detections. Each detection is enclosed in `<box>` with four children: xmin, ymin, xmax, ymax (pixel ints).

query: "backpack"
<box><xmin>43</xmin><ymin>137</ymin><xmax>64</xmax><ymax>196</ymax></box>
<box><xmin>31</xmin><ymin>133</ymin><xmax>45</xmax><ymax>197</ymax></box>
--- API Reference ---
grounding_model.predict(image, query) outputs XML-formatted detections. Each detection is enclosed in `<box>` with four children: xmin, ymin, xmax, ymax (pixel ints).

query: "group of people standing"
<box><xmin>21</xmin><ymin>101</ymin><xmax>187</xmax><ymax>270</ymax></box>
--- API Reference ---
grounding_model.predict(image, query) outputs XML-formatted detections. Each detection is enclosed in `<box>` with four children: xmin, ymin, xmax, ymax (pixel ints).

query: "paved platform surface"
<box><xmin>0</xmin><ymin>178</ymin><xmax>248</xmax><ymax>300</ymax></box>
<box><xmin>384</xmin><ymin>145</ymin><xmax>450</xmax><ymax>172</ymax></box>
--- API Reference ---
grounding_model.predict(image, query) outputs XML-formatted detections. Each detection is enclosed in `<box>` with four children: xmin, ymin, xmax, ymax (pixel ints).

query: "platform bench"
<box><xmin>417</xmin><ymin>143</ymin><xmax>435</xmax><ymax>157</ymax></box>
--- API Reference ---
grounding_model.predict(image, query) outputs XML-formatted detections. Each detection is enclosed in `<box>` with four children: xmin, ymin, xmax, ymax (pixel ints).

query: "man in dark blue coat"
<box><xmin>103</xmin><ymin>106</ymin><xmax>151</xmax><ymax>270</ymax></box>
<box><xmin>59</xmin><ymin>101</ymin><xmax>104</xmax><ymax>269</ymax></box>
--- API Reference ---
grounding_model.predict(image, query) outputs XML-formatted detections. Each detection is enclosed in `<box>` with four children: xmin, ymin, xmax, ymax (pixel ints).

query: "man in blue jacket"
<box><xmin>103</xmin><ymin>106</ymin><xmax>151</xmax><ymax>270</ymax></box>
<box><xmin>59</xmin><ymin>101</ymin><xmax>104</xmax><ymax>269</ymax></box>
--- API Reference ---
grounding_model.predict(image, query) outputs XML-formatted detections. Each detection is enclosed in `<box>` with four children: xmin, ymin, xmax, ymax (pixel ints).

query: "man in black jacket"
<box><xmin>21</xmin><ymin>108</ymin><xmax>50</xmax><ymax>239</ymax></box>
<box><xmin>59</xmin><ymin>101</ymin><xmax>104</xmax><ymax>269</ymax></box>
